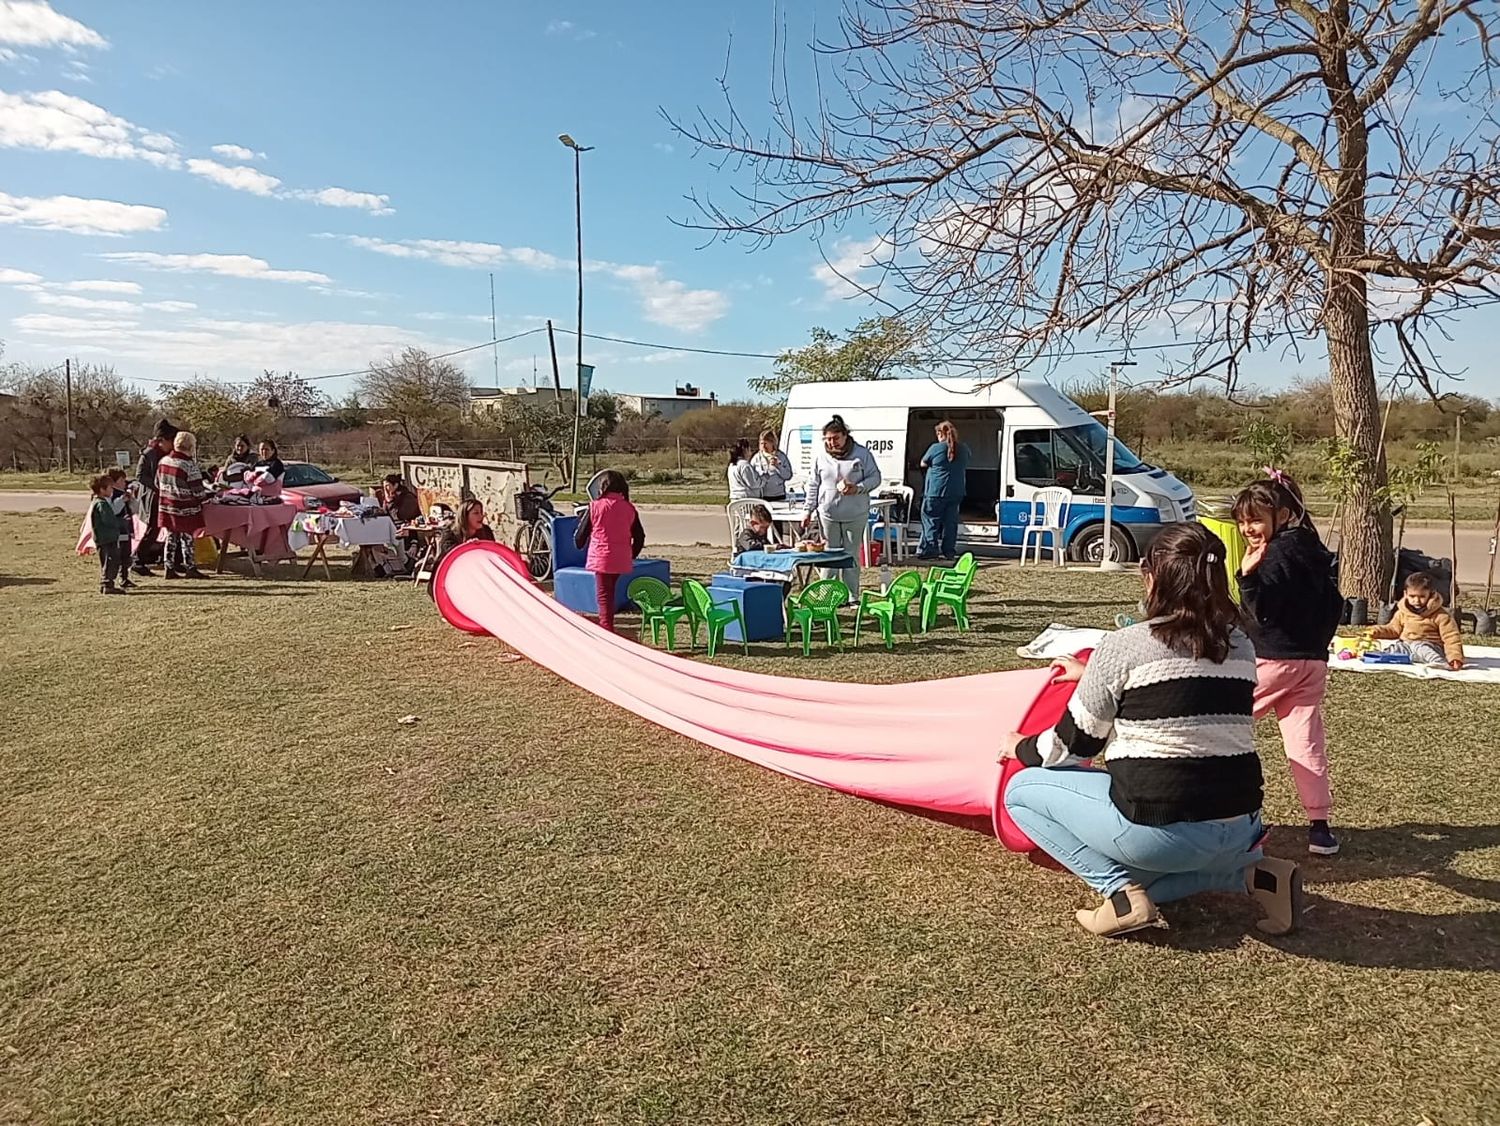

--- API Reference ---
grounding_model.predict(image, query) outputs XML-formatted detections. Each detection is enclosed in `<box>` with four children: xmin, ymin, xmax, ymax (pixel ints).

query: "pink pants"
<box><xmin>1254</xmin><ymin>658</ymin><xmax>1333</xmax><ymax>820</ymax></box>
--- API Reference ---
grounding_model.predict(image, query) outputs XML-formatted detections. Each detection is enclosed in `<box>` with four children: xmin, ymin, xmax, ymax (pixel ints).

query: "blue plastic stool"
<box><xmin>707</xmin><ymin>577</ymin><xmax>785</xmax><ymax>642</ymax></box>
<box><xmin>554</xmin><ymin>558</ymin><xmax>672</xmax><ymax>614</ymax></box>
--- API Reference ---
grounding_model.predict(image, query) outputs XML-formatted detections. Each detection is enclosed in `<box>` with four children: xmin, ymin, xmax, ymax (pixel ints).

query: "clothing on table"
<box><xmin>574</xmin><ymin>494</ymin><xmax>645</xmax><ymax>574</ymax></box>
<box><xmin>727</xmin><ymin>459</ymin><xmax>766</xmax><ymax>502</ymax></box>
<box><xmin>1005</xmin><ymin>767</ymin><xmax>1265</xmax><ymax>899</ymax></box>
<box><xmin>156</xmin><ymin>453</ymin><xmax>206</xmax><ymax>534</ymax></box>
<box><xmin>750</xmin><ymin>449</ymin><xmax>793</xmax><ymax>500</ymax></box>
<box><xmin>164</xmin><ymin>531</ymin><xmax>196</xmax><ymax>573</ymax></box>
<box><xmin>1236</xmin><ymin>524</ymin><xmax>1342</xmax><ymax>660</ymax></box>
<box><xmin>919</xmin><ymin>496</ymin><xmax>962</xmax><ymax>559</ymax></box>
<box><xmin>1254</xmin><ymin>658</ymin><xmax>1333</xmax><ymax>820</ymax></box>
<box><xmin>434</xmin><ymin>523</ymin><xmax>495</xmax><ymax>565</ymax></box>
<box><xmin>596</xmin><ymin>572</ymin><xmax>622</xmax><ymax>632</ymax></box>
<box><xmin>1367</xmin><ymin>589</ymin><xmax>1464</xmax><ymax>665</ymax></box>
<box><xmin>1013</xmin><ymin>620</ymin><xmax>1263</xmax><ymax>825</ymax></box>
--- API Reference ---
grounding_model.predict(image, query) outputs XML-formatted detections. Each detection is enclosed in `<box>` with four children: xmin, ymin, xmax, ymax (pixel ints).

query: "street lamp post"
<box><xmin>559</xmin><ymin>133</ymin><xmax>593</xmax><ymax>494</ymax></box>
<box><xmin>1097</xmin><ymin>359</ymin><xmax>1137</xmax><ymax>572</ymax></box>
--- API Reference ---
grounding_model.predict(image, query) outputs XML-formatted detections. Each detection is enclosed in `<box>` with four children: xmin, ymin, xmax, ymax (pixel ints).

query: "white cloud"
<box><xmin>812</xmin><ymin>235</ymin><xmax>893</xmax><ymax>299</ymax></box>
<box><xmin>210</xmin><ymin>142</ymin><xmax>261</xmax><ymax>161</ymax></box>
<box><xmin>0</xmin><ymin>191</ymin><xmax>166</xmax><ymax>234</ymax></box>
<box><xmin>332</xmin><ymin>233</ymin><xmax>727</xmax><ymax>331</ymax></box>
<box><xmin>0</xmin><ymin>2</ymin><xmax>106</xmax><ymax>50</ymax></box>
<box><xmin>99</xmin><ymin>250</ymin><xmax>330</xmax><ymax>285</ymax></box>
<box><xmin>609</xmin><ymin>263</ymin><xmax>727</xmax><ymax>332</ymax></box>
<box><xmin>11</xmin><ymin>311</ymin><xmax>461</xmax><ymax>381</ymax></box>
<box><xmin>545</xmin><ymin>19</ymin><xmax>595</xmax><ymax>39</ymax></box>
<box><xmin>0</xmin><ymin>265</ymin><xmax>40</xmax><ymax>283</ymax></box>
<box><xmin>0</xmin><ymin>88</ymin><xmax>181</xmax><ymax>166</ymax></box>
<box><xmin>186</xmin><ymin>157</ymin><xmax>281</xmax><ymax>196</ymax></box>
<box><xmin>334</xmin><ymin>234</ymin><xmax>560</xmax><ymax>270</ymax></box>
<box><xmin>145</xmin><ymin>299</ymin><xmax>195</xmax><ymax>312</ymax></box>
<box><xmin>290</xmin><ymin>186</ymin><xmax>392</xmax><ymax>215</ymax></box>
<box><xmin>414</xmin><ymin>311</ymin><xmax>493</xmax><ymax>323</ymax></box>
<box><xmin>652</xmin><ymin>141</ymin><xmax>674</xmax><ymax>154</ymax></box>
<box><xmin>58</xmin><ymin>277</ymin><xmax>139</xmax><ymax>293</ymax></box>
<box><xmin>34</xmin><ymin>291</ymin><xmax>135</xmax><ymax>311</ymax></box>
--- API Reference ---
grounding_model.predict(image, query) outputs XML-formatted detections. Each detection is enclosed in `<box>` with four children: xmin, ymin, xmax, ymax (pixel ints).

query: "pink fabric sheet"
<box><xmin>433</xmin><ymin>541</ymin><xmax>1063</xmax><ymax>830</ymax></box>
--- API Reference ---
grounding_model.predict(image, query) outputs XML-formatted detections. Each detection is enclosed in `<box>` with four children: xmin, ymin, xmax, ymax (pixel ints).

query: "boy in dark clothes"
<box><xmin>107</xmin><ymin>467</ymin><xmax>136</xmax><ymax>589</ymax></box>
<box><xmin>89</xmin><ymin>473</ymin><xmax>124</xmax><ymax>595</ymax></box>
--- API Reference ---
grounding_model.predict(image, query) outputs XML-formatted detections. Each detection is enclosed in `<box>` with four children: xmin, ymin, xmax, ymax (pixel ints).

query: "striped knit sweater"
<box><xmin>1015</xmin><ymin>621</ymin><xmax>1263</xmax><ymax>825</ymax></box>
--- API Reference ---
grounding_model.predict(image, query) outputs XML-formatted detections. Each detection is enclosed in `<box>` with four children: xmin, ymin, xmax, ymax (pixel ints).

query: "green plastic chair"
<box><xmin>680</xmin><ymin>579</ymin><xmax>749</xmax><ymax>658</ymax></box>
<box><xmin>627</xmin><ymin>576</ymin><xmax>690</xmax><ymax>651</ymax></box>
<box><xmin>785</xmin><ymin>578</ymin><xmax>849</xmax><ymax>656</ymax></box>
<box><xmin>921</xmin><ymin>552</ymin><xmax>977</xmax><ymax>632</ymax></box>
<box><xmin>853</xmin><ymin>570</ymin><xmax>924</xmax><ymax>649</ymax></box>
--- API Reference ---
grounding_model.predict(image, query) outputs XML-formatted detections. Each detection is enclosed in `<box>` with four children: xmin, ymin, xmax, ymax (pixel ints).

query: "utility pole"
<box><xmin>1098</xmin><ymin>359</ymin><xmax>1136</xmax><ymax>572</ymax></box>
<box><xmin>64</xmin><ymin>358</ymin><xmax>73</xmax><ymax>475</ymax></box>
<box><xmin>546</xmin><ymin>320</ymin><xmax>565</xmax><ymax>417</ymax></box>
<box><xmin>489</xmin><ymin>272</ymin><xmax>500</xmax><ymax>390</ymax></box>
<box><xmin>559</xmin><ymin>133</ymin><xmax>593</xmax><ymax>493</ymax></box>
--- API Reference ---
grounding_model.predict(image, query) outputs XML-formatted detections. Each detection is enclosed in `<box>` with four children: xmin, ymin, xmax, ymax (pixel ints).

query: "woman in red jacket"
<box><xmin>573</xmin><ymin>470</ymin><xmax>645</xmax><ymax>633</ymax></box>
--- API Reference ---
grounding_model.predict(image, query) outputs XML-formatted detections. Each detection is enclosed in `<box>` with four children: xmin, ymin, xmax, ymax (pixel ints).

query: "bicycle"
<box><xmin>513</xmin><ymin>483</ymin><xmax>565</xmax><ymax>580</ymax></box>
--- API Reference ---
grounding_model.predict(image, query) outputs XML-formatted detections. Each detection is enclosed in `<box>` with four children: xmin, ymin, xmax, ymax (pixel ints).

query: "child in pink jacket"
<box><xmin>1234</xmin><ymin>472</ymin><xmax>1344</xmax><ymax>855</ymax></box>
<box><xmin>573</xmin><ymin>470</ymin><xmax>645</xmax><ymax>633</ymax></box>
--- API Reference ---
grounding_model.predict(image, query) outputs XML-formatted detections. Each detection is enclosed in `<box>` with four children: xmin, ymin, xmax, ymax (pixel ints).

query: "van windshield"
<box><xmin>1060</xmin><ymin>423</ymin><xmax>1146</xmax><ymax>473</ymax></box>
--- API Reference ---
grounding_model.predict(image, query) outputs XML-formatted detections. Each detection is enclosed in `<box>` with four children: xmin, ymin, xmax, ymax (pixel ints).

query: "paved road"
<box><xmin>6</xmin><ymin>492</ymin><xmax>1498</xmax><ymax>592</ymax></box>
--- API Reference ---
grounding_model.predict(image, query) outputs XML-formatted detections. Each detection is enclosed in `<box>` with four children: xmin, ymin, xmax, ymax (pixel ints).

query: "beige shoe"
<box><xmin>1075</xmin><ymin>884</ymin><xmax>1159</xmax><ymax>937</ymax></box>
<box><xmin>1245</xmin><ymin>857</ymin><xmax>1303</xmax><ymax>935</ymax></box>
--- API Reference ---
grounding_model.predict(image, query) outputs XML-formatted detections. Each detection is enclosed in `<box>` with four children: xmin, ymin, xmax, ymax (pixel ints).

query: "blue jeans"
<box><xmin>918</xmin><ymin>496</ymin><xmax>961</xmax><ymax>558</ymax></box>
<box><xmin>1004</xmin><ymin>767</ymin><xmax>1263</xmax><ymax>901</ymax></box>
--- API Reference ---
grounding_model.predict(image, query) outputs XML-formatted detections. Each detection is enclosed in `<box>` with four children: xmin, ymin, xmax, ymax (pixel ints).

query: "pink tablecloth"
<box><xmin>77</xmin><ymin>503</ymin><xmax>297</xmax><ymax>565</ymax></box>
<box><xmin>196</xmin><ymin>502</ymin><xmax>297</xmax><ymax>562</ymax></box>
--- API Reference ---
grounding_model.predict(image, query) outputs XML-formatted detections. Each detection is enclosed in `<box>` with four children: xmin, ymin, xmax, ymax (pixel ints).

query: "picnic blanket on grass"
<box><xmin>1328</xmin><ymin>643</ymin><xmax>1500</xmax><ymax>684</ymax></box>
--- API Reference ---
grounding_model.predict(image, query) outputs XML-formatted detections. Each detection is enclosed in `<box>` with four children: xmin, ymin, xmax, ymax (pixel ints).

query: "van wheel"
<box><xmin>1070</xmin><ymin>524</ymin><xmax>1135</xmax><ymax>565</ymax></box>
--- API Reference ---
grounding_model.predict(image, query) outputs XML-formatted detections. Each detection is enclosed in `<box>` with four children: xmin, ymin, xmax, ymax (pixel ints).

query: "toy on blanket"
<box><xmin>1335</xmin><ymin>631</ymin><xmax>1380</xmax><ymax>660</ymax></box>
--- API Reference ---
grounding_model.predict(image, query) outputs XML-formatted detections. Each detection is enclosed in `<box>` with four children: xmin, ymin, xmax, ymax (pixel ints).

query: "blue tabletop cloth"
<box><xmin>732</xmin><ymin>550</ymin><xmax>855</xmax><ymax>574</ymax></box>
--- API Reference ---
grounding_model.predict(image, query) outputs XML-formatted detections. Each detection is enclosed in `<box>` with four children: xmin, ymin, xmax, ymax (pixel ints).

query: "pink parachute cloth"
<box><xmin>434</xmin><ymin>541</ymin><xmax>1076</xmax><ymax>839</ymax></box>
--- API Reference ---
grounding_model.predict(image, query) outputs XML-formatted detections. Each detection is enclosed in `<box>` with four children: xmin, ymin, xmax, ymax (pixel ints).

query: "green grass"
<box><xmin>2</xmin><ymin>514</ymin><xmax>1498</xmax><ymax>1124</ymax></box>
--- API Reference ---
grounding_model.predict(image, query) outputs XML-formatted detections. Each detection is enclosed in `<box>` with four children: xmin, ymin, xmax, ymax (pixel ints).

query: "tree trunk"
<box><xmin>1325</xmin><ymin>280</ymin><xmax>1392</xmax><ymax>601</ymax></box>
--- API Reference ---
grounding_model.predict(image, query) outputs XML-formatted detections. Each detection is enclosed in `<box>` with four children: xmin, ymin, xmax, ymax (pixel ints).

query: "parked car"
<box><xmin>279</xmin><ymin>461</ymin><xmax>363</xmax><ymax>510</ymax></box>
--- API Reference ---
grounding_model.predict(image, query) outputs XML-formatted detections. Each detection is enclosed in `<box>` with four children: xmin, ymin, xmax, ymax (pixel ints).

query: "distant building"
<box><xmin>616</xmin><ymin>384</ymin><xmax>717</xmax><ymax>423</ymax></box>
<box><xmin>469</xmin><ymin>385</ymin><xmax>576</xmax><ymax>418</ymax></box>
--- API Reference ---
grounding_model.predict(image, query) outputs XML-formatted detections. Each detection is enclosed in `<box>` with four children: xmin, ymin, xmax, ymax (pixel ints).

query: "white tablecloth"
<box><xmin>288</xmin><ymin>513</ymin><xmax>399</xmax><ymax>553</ymax></box>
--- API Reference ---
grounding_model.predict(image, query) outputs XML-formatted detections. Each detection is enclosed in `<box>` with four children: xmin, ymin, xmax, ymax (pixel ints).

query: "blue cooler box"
<box><xmin>708</xmin><ymin>573</ymin><xmax>785</xmax><ymax>642</ymax></box>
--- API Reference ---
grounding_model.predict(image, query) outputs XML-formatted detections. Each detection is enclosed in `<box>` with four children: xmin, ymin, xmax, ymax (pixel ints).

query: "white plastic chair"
<box><xmin>870</xmin><ymin>485</ymin><xmax>914</xmax><ymax>563</ymax></box>
<box><xmin>725</xmin><ymin>499</ymin><xmax>760</xmax><ymax>560</ymax></box>
<box><xmin>1021</xmin><ymin>487</ymin><xmax>1072</xmax><ymax>566</ymax></box>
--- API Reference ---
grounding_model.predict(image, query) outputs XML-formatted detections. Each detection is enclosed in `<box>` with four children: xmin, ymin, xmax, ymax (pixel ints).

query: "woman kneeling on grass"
<box><xmin>1001</xmin><ymin>522</ymin><xmax>1302</xmax><ymax>938</ymax></box>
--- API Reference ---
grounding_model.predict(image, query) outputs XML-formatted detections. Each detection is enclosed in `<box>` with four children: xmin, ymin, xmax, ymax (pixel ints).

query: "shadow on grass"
<box><xmin>125</xmin><ymin>586</ymin><xmax>318</xmax><ymax>597</ymax></box>
<box><xmin>0</xmin><ymin>576</ymin><xmax>56</xmax><ymax>587</ymax></box>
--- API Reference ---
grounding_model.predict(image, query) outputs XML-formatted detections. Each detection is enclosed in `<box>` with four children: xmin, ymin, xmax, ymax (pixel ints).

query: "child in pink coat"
<box><xmin>1234</xmin><ymin>472</ymin><xmax>1344</xmax><ymax>856</ymax></box>
<box><xmin>573</xmin><ymin>470</ymin><xmax>645</xmax><ymax>633</ymax></box>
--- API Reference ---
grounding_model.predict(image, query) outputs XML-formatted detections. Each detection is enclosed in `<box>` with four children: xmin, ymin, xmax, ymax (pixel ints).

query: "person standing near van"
<box><xmin>751</xmin><ymin>429</ymin><xmax>793</xmax><ymax>502</ymax></box>
<box><xmin>727</xmin><ymin>439</ymin><xmax>766</xmax><ymax>501</ymax></box>
<box><xmin>801</xmin><ymin>414</ymin><xmax>880</xmax><ymax>599</ymax></box>
<box><xmin>917</xmin><ymin>419</ymin><xmax>971</xmax><ymax>560</ymax></box>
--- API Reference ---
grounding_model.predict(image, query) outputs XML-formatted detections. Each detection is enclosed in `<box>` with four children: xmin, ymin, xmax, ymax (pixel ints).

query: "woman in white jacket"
<box><xmin>726</xmin><ymin>439</ymin><xmax>766</xmax><ymax>501</ymax></box>
<box><xmin>800</xmin><ymin>414</ymin><xmax>880</xmax><ymax>598</ymax></box>
<box><xmin>750</xmin><ymin>428</ymin><xmax>793</xmax><ymax>502</ymax></box>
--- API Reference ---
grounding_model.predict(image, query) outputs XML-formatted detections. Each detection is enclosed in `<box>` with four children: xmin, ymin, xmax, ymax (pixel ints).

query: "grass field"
<box><xmin>2</xmin><ymin>513</ymin><xmax>1498</xmax><ymax>1124</ymax></box>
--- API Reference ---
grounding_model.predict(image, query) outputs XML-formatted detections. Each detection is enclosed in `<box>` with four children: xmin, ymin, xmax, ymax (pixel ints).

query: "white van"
<box><xmin>780</xmin><ymin>377</ymin><xmax>1196</xmax><ymax>562</ymax></box>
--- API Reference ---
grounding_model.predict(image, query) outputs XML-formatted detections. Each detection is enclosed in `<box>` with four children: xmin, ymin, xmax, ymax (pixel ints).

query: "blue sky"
<box><xmin>0</xmin><ymin>0</ymin><xmax>1495</xmax><ymax>402</ymax></box>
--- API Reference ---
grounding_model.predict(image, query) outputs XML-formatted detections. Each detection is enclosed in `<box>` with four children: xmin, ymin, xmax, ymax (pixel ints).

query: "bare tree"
<box><xmin>670</xmin><ymin>0</ymin><xmax>1500</xmax><ymax>598</ymax></box>
<box><xmin>358</xmin><ymin>348</ymin><xmax>471</xmax><ymax>454</ymax></box>
<box><xmin>250</xmin><ymin>370</ymin><xmax>328</xmax><ymax>418</ymax></box>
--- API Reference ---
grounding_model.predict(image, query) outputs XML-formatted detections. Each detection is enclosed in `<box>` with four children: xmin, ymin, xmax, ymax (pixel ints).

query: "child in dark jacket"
<box><xmin>107</xmin><ymin>468</ymin><xmax>137</xmax><ymax>589</ymax></box>
<box><xmin>89</xmin><ymin>473</ymin><xmax>125</xmax><ymax>595</ymax></box>
<box><xmin>1234</xmin><ymin>472</ymin><xmax>1344</xmax><ymax>856</ymax></box>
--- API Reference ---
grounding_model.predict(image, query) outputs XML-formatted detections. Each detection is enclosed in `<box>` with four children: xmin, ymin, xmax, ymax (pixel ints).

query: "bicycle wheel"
<box><xmin>513</xmin><ymin>520</ymin><xmax>553</xmax><ymax>581</ymax></box>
